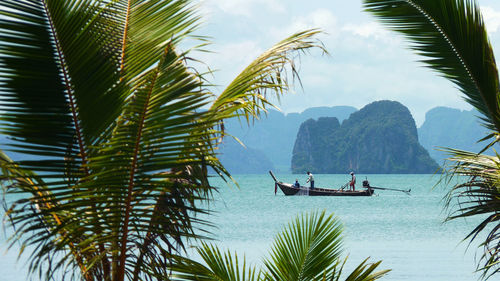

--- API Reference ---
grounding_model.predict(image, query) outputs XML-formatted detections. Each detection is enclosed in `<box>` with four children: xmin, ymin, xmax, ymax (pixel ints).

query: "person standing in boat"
<box><xmin>306</xmin><ymin>171</ymin><xmax>314</xmax><ymax>189</ymax></box>
<box><xmin>349</xmin><ymin>171</ymin><xmax>356</xmax><ymax>191</ymax></box>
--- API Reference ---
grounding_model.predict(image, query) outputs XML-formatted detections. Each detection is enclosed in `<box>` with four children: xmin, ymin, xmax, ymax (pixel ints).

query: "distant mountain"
<box><xmin>418</xmin><ymin>107</ymin><xmax>492</xmax><ymax>165</ymax></box>
<box><xmin>1</xmin><ymin>104</ymin><xmax>492</xmax><ymax>174</ymax></box>
<box><xmin>292</xmin><ymin>101</ymin><xmax>438</xmax><ymax>174</ymax></box>
<box><xmin>217</xmin><ymin>137</ymin><xmax>274</xmax><ymax>174</ymax></box>
<box><xmin>222</xmin><ymin>106</ymin><xmax>357</xmax><ymax>172</ymax></box>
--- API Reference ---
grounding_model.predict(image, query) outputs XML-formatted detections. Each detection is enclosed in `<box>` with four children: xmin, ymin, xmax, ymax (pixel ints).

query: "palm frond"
<box><xmin>171</xmin><ymin>211</ymin><xmax>388</xmax><ymax>281</ymax></box>
<box><xmin>0</xmin><ymin>1</ymin><xmax>106</xmax><ymax>278</ymax></box>
<box><xmin>364</xmin><ymin>0</ymin><xmax>500</xmax><ymax>278</ymax></box>
<box><xmin>87</xmin><ymin>44</ymin><xmax>219</xmax><ymax>281</ymax></box>
<box><xmin>0</xmin><ymin>1</ymin><xmax>326</xmax><ymax>281</ymax></box>
<box><xmin>342</xmin><ymin>258</ymin><xmax>390</xmax><ymax>281</ymax></box>
<box><xmin>210</xmin><ymin>29</ymin><xmax>326</xmax><ymax>126</ymax></box>
<box><xmin>0</xmin><ymin>0</ymin><xmax>77</xmax><ymax>155</ymax></box>
<box><xmin>363</xmin><ymin>0</ymin><xmax>500</xmax><ymax>135</ymax></box>
<box><xmin>441</xmin><ymin>148</ymin><xmax>500</xmax><ymax>279</ymax></box>
<box><xmin>171</xmin><ymin>242</ymin><xmax>260</xmax><ymax>281</ymax></box>
<box><xmin>262</xmin><ymin>210</ymin><xmax>344</xmax><ymax>281</ymax></box>
<box><xmin>262</xmin><ymin>210</ymin><xmax>388</xmax><ymax>281</ymax></box>
<box><xmin>0</xmin><ymin>148</ymin><xmax>98</xmax><ymax>281</ymax></box>
<box><xmin>118</xmin><ymin>0</ymin><xmax>202</xmax><ymax>82</ymax></box>
<box><xmin>0</xmin><ymin>0</ymin><xmax>128</xmax><ymax>150</ymax></box>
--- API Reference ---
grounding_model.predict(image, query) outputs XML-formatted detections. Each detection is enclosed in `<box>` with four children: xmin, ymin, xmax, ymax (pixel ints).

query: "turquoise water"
<box><xmin>199</xmin><ymin>174</ymin><xmax>484</xmax><ymax>281</ymax></box>
<box><xmin>0</xmin><ymin>174</ymin><xmax>486</xmax><ymax>280</ymax></box>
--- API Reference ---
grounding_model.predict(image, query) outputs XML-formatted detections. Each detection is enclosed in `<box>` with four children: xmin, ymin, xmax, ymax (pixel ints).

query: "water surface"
<box><xmin>0</xmin><ymin>174</ymin><xmax>485</xmax><ymax>280</ymax></box>
<box><xmin>198</xmin><ymin>173</ymin><xmax>484</xmax><ymax>281</ymax></box>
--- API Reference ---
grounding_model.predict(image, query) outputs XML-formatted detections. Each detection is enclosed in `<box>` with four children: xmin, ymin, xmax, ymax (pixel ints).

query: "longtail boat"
<box><xmin>269</xmin><ymin>171</ymin><xmax>374</xmax><ymax>196</ymax></box>
<box><xmin>269</xmin><ymin>171</ymin><xmax>411</xmax><ymax>196</ymax></box>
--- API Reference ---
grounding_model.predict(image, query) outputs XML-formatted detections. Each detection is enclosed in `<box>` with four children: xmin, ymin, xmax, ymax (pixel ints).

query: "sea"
<box><xmin>0</xmin><ymin>174</ymin><xmax>488</xmax><ymax>281</ymax></box>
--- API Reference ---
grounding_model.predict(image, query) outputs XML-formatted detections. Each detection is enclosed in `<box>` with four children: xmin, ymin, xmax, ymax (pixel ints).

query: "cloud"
<box><xmin>203</xmin><ymin>0</ymin><xmax>285</xmax><ymax>17</ymax></box>
<box><xmin>304</xmin><ymin>9</ymin><xmax>338</xmax><ymax>31</ymax></box>
<box><xmin>341</xmin><ymin>22</ymin><xmax>389</xmax><ymax>39</ymax></box>
<box><xmin>270</xmin><ymin>53</ymin><xmax>469</xmax><ymax>127</ymax></box>
<box><xmin>482</xmin><ymin>6</ymin><xmax>500</xmax><ymax>33</ymax></box>
<box><xmin>194</xmin><ymin>0</ymin><xmax>480</xmax><ymax>126</ymax></box>
<box><xmin>195</xmin><ymin>40</ymin><xmax>264</xmax><ymax>87</ymax></box>
<box><xmin>216</xmin><ymin>41</ymin><xmax>263</xmax><ymax>66</ymax></box>
<box><xmin>269</xmin><ymin>8</ymin><xmax>338</xmax><ymax>44</ymax></box>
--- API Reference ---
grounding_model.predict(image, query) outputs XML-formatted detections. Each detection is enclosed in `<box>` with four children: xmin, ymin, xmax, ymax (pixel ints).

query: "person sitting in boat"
<box><xmin>294</xmin><ymin>179</ymin><xmax>300</xmax><ymax>188</ymax></box>
<box><xmin>349</xmin><ymin>171</ymin><xmax>356</xmax><ymax>191</ymax></box>
<box><xmin>306</xmin><ymin>171</ymin><xmax>314</xmax><ymax>189</ymax></box>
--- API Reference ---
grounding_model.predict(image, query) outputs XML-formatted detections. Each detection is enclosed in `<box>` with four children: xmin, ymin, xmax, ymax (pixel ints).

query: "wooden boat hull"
<box><xmin>277</xmin><ymin>182</ymin><xmax>374</xmax><ymax>196</ymax></box>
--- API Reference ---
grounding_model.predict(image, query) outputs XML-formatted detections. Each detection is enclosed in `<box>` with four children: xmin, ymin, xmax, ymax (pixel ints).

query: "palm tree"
<box><xmin>0</xmin><ymin>1</ymin><xmax>387</xmax><ymax>281</ymax></box>
<box><xmin>0</xmin><ymin>0</ymin><xmax>322</xmax><ymax>280</ymax></box>
<box><xmin>363</xmin><ymin>0</ymin><xmax>500</xmax><ymax>278</ymax></box>
<box><xmin>171</xmin><ymin>211</ymin><xmax>389</xmax><ymax>281</ymax></box>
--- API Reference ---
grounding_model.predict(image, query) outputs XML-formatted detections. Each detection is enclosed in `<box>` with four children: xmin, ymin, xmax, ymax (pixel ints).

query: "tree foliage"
<box><xmin>171</xmin><ymin>211</ymin><xmax>389</xmax><ymax>281</ymax></box>
<box><xmin>0</xmin><ymin>1</ymin><xmax>326</xmax><ymax>280</ymax></box>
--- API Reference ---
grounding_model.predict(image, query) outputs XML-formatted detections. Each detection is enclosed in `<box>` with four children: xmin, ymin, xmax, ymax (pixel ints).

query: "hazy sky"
<box><xmin>193</xmin><ymin>0</ymin><xmax>500</xmax><ymax>126</ymax></box>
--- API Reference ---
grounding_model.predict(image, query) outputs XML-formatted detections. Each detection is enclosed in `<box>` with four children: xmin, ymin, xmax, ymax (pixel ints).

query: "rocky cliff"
<box><xmin>220</xmin><ymin>106</ymin><xmax>357</xmax><ymax>172</ymax></box>
<box><xmin>292</xmin><ymin>100</ymin><xmax>438</xmax><ymax>173</ymax></box>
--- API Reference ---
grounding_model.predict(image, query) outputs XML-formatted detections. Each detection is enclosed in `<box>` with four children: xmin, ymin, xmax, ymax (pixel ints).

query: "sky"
<box><xmin>191</xmin><ymin>0</ymin><xmax>500</xmax><ymax>126</ymax></box>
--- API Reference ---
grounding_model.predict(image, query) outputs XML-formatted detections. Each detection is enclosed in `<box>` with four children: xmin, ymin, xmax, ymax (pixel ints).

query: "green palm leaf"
<box><xmin>263</xmin><ymin>210</ymin><xmax>389</xmax><ymax>281</ymax></box>
<box><xmin>0</xmin><ymin>1</ymin><xmax>210</xmax><ymax>280</ymax></box>
<box><xmin>171</xmin><ymin>211</ymin><xmax>389</xmax><ymax>281</ymax></box>
<box><xmin>263</xmin><ymin>211</ymin><xmax>344</xmax><ymax>281</ymax></box>
<box><xmin>111</xmin><ymin>0</ymin><xmax>202</xmax><ymax>82</ymax></box>
<box><xmin>211</xmin><ymin>29</ymin><xmax>326</xmax><ymax>125</ymax></box>
<box><xmin>0</xmin><ymin>0</ymin><xmax>77</xmax><ymax>154</ymax></box>
<box><xmin>171</xmin><ymin>243</ymin><xmax>261</xmax><ymax>281</ymax></box>
<box><xmin>0</xmin><ymin>1</ymin><xmax>326</xmax><ymax>281</ymax></box>
<box><xmin>341</xmin><ymin>258</ymin><xmax>390</xmax><ymax>281</ymax></box>
<box><xmin>363</xmin><ymin>0</ymin><xmax>500</xmax><ymax>278</ymax></box>
<box><xmin>93</xmin><ymin>44</ymin><xmax>218</xmax><ymax>281</ymax></box>
<box><xmin>363</xmin><ymin>0</ymin><xmax>499</xmax><ymax>134</ymax></box>
<box><xmin>0</xmin><ymin>3</ymin><xmax>110</xmax><ymax>279</ymax></box>
<box><xmin>440</xmin><ymin>148</ymin><xmax>500</xmax><ymax>278</ymax></box>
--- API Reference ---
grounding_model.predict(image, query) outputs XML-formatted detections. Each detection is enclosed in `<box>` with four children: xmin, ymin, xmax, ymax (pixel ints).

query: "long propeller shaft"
<box><xmin>368</xmin><ymin>186</ymin><xmax>411</xmax><ymax>195</ymax></box>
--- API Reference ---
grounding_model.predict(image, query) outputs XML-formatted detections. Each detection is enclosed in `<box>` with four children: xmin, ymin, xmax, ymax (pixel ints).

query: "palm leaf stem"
<box><xmin>38</xmin><ymin>1</ymin><xmax>104</xmax><ymax>280</ymax></box>
<box><xmin>116</xmin><ymin>45</ymin><xmax>166</xmax><ymax>281</ymax></box>
<box><xmin>41</xmin><ymin>1</ymin><xmax>113</xmax><ymax>276</ymax></box>
<box><xmin>41</xmin><ymin>0</ymin><xmax>88</xmax><ymax>170</ymax></box>
<box><xmin>129</xmin><ymin>187</ymin><xmax>186</xmax><ymax>281</ymax></box>
<box><xmin>119</xmin><ymin>0</ymin><xmax>132</xmax><ymax>74</ymax></box>
<box><xmin>403</xmin><ymin>0</ymin><xmax>498</xmax><ymax>132</ymax></box>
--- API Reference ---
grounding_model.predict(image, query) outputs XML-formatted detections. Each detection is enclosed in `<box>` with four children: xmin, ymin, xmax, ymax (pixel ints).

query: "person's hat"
<box><xmin>350</xmin><ymin>172</ymin><xmax>354</xmax><ymax>175</ymax></box>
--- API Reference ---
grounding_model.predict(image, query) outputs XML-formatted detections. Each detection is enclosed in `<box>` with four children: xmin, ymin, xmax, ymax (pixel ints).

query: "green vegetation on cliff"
<box><xmin>292</xmin><ymin>100</ymin><xmax>438</xmax><ymax>173</ymax></box>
